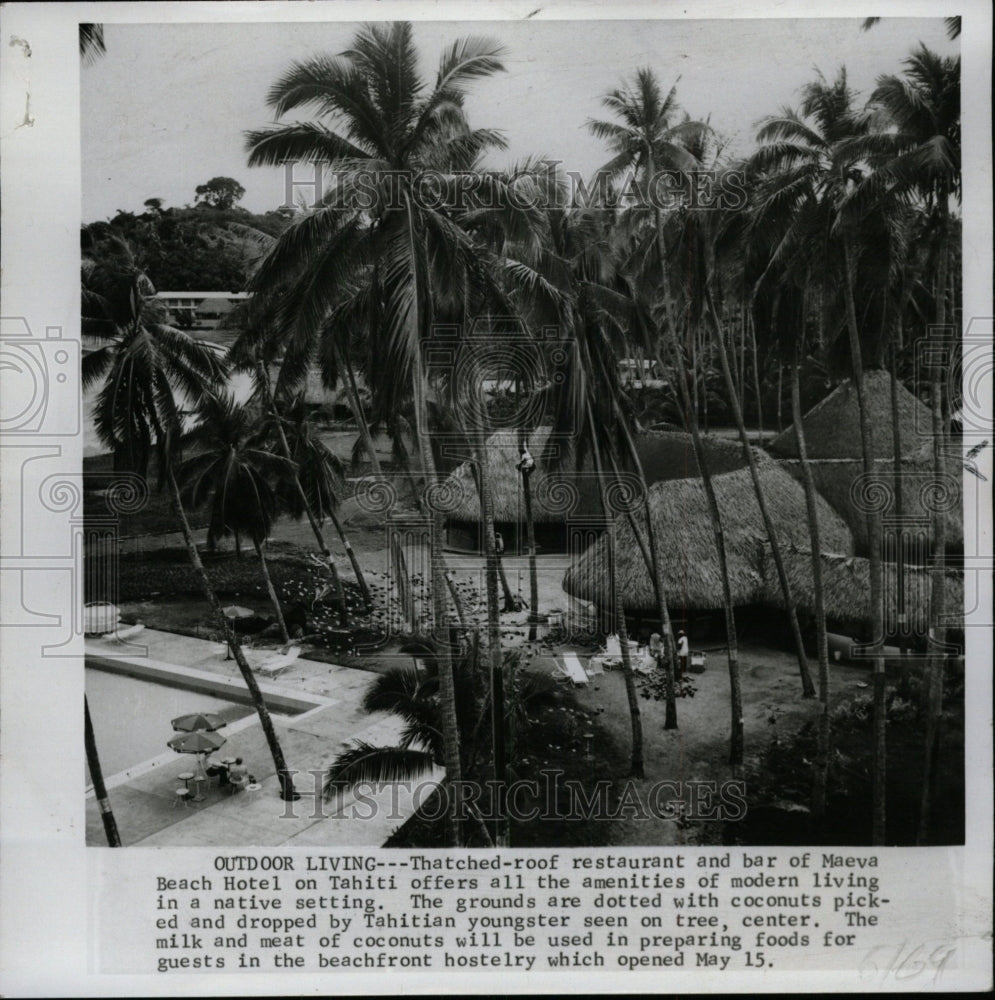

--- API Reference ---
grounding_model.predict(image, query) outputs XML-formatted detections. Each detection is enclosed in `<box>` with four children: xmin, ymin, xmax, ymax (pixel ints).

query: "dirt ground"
<box><xmin>567</xmin><ymin>646</ymin><xmax>872</xmax><ymax>846</ymax></box>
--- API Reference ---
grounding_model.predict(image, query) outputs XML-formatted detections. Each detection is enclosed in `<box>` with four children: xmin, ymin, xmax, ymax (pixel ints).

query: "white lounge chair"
<box><xmin>253</xmin><ymin>645</ymin><xmax>301</xmax><ymax>677</ymax></box>
<box><xmin>558</xmin><ymin>653</ymin><xmax>589</xmax><ymax>687</ymax></box>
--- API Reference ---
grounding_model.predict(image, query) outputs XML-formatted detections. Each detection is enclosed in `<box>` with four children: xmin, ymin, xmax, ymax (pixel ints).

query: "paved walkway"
<box><xmin>85</xmin><ymin>629</ymin><xmax>441</xmax><ymax>847</ymax></box>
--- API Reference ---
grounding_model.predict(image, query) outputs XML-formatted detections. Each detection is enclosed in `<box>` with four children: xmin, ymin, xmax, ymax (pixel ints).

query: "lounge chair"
<box><xmin>253</xmin><ymin>645</ymin><xmax>301</xmax><ymax>677</ymax></box>
<box><xmin>557</xmin><ymin>653</ymin><xmax>589</xmax><ymax>687</ymax></box>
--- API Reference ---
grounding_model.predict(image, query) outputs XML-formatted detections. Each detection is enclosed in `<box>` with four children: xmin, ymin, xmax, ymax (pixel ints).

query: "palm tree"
<box><xmin>750</xmin><ymin>69</ymin><xmax>889</xmax><ymax>839</ymax></box>
<box><xmin>178</xmin><ymin>392</ymin><xmax>294</xmax><ymax>645</ymax></box>
<box><xmin>226</xmin><ymin>279</ymin><xmax>374</xmax><ymax>620</ymax></box>
<box><xmin>861</xmin><ymin>16</ymin><xmax>961</xmax><ymax>40</ymax></box>
<box><xmin>84</xmin><ymin>695</ymin><xmax>121</xmax><ymax>846</ymax></box>
<box><xmin>789</xmin><ymin>307</ymin><xmax>833</xmax><ymax>817</ymax></box>
<box><xmin>668</xmin><ymin>135</ymin><xmax>817</xmax><ymax>699</ymax></box>
<box><xmin>246</xmin><ymin>21</ymin><xmax>514</xmax><ymax>842</ymax></box>
<box><xmin>82</xmin><ymin>247</ymin><xmax>298</xmax><ymax>800</ymax></box>
<box><xmin>587</xmin><ymin>71</ymin><xmax>742</xmax><ymax>762</ymax></box>
<box><xmin>80</xmin><ymin>24</ymin><xmax>105</xmax><ymax>64</ymax></box>
<box><xmin>866</xmin><ymin>46</ymin><xmax>961</xmax><ymax>842</ymax></box>
<box><xmin>325</xmin><ymin>635</ymin><xmax>558</xmax><ymax>843</ymax></box>
<box><xmin>254</xmin><ymin>368</ymin><xmax>353</xmax><ymax>623</ymax></box>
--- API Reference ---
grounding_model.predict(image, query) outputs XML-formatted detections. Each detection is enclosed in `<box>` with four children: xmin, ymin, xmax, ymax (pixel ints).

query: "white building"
<box><xmin>155</xmin><ymin>291</ymin><xmax>251</xmax><ymax>329</ymax></box>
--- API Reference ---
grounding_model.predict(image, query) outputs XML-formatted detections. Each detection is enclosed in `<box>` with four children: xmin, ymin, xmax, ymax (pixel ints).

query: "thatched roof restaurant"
<box><xmin>562</xmin><ymin>462</ymin><xmax>854</xmax><ymax>614</ymax></box>
<box><xmin>562</xmin><ymin>460</ymin><xmax>963</xmax><ymax>634</ymax></box>
<box><xmin>444</xmin><ymin>426</ymin><xmax>756</xmax><ymax>551</ymax></box>
<box><xmin>759</xmin><ymin>547</ymin><xmax>965</xmax><ymax>635</ymax></box>
<box><xmin>769</xmin><ymin>372</ymin><xmax>962</xmax><ymax>554</ymax></box>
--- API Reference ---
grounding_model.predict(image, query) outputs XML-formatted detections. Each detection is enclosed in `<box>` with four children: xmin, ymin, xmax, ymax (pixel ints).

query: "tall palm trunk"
<box><xmin>495</xmin><ymin>548</ymin><xmax>518</xmax><ymax>612</ymax></box>
<box><xmin>253</xmin><ymin>537</ymin><xmax>290</xmax><ymax>644</ymax></box>
<box><xmin>586</xmin><ymin>399</ymin><xmax>644</xmax><ymax>778</ymax></box>
<box><xmin>750</xmin><ymin>313</ymin><xmax>764</xmax><ymax>447</ymax></box>
<box><xmin>841</xmin><ymin>235</ymin><xmax>886</xmax><ymax>845</ymax></box>
<box><xmin>792</xmin><ymin>360</ymin><xmax>832</xmax><ymax>818</ymax></box>
<box><xmin>325</xmin><ymin>504</ymin><xmax>374</xmax><ymax>613</ymax></box>
<box><xmin>84</xmin><ymin>695</ymin><xmax>121</xmax><ymax>846</ymax></box>
<box><xmin>707</xmin><ymin>297</ymin><xmax>815</xmax><ymax>697</ymax></box>
<box><xmin>519</xmin><ymin>431</ymin><xmax>540</xmax><ymax>642</ymax></box>
<box><xmin>889</xmin><ymin>340</ymin><xmax>906</xmax><ymax>648</ymax></box>
<box><xmin>918</xmin><ymin>229</ymin><xmax>950</xmax><ymax>844</ymax></box>
<box><xmin>650</xmin><ymin>188</ymin><xmax>742</xmax><ymax>766</ymax></box>
<box><xmin>396</xmin><ymin>445</ymin><xmax>467</xmax><ymax>625</ymax></box>
<box><xmin>406</xmin><ymin>196</ymin><xmax>463</xmax><ymax>845</ymax></box>
<box><xmin>264</xmin><ymin>360</ymin><xmax>374</xmax><ymax>611</ymax></box>
<box><xmin>255</xmin><ymin>361</ymin><xmax>351</xmax><ymax>624</ymax></box>
<box><xmin>607</xmin><ymin>422</ymin><xmax>679</xmax><ymax>731</ymax></box>
<box><xmin>167</xmin><ymin>468</ymin><xmax>296</xmax><ymax>800</ymax></box>
<box><xmin>471</xmin><ymin>426</ymin><xmax>509</xmax><ymax>846</ymax></box>
<box><xmin>334</xmin><ymin>339</ymin><xmax>383</xmax><ymax>477</ymax></box>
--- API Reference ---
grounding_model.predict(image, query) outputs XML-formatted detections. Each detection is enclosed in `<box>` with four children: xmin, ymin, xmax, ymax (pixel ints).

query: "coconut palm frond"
<box><xmin>323</xmin><ymin>743</ymin><xmax>438</xmax><ymax>799</ymax></box>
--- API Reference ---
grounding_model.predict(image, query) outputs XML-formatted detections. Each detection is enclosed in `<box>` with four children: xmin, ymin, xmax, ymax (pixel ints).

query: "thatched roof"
<box><xmin>757</xmin><ymin>547</ymin><xmax>965</xmax><ymax>634</ymax></box>
<box><xmin>775</xmin><ymin>444</ymin><xmax>963</xmax><ymax>555</ymax></box>
<box><xmin>444</xmin><ymin>427</ymin><xmax>599</xmax><ymax>524</ymax></box>
<box><xmin>769</xmin><ymin>370</ymin><xmax>933</xmax><ymax>460</ymax></box>
<box><xmin>445</xmin><ymin>426</ymin><xmax>764</xmax><ymax>524</ymax></box>
<box><xmin>562</xmin><ymin>460</ymin><xmax>963</xmax><ymax>631</ymax></box>
<box><xmin>562</xmin><ymin>462</ymin><xmax>854</xmax><ymax>613</ymax></box>
<box><xmin>769</xmin><ymin>373</ymin><xmax>962</xmax><ymax>555</ymax></box>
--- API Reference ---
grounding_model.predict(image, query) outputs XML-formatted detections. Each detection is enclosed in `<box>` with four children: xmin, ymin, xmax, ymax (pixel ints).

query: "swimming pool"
<box><xmin>85</xmin><ymin>667</ymin><xmax>253</xmax><ymax>780</ymax></box>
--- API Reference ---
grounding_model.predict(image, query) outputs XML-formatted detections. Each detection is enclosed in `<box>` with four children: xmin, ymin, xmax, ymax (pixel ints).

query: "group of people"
<box><xmin>204</xmin><ymin>756</ymin><xmax>252</xmax><ymax>791</ymax></box>
<box><xmin>646</xmin><ymin>629</ymin><xmax>691</xmax><ymax>678</ymax></box>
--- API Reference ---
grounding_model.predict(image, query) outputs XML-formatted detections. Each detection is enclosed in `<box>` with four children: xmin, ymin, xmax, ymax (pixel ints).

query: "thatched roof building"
<box><xmin>758</xmin><ymin>547</ymin><xmax>965</xmax><ymax>635</ymax></box>
<box><xmin>769</xmin><ymin>373</ymin><xmax>962</xmax><ymax>554</ymax></box>
<box><xmin>444</xmin><ymin>426</ymin><xmax>760</xmax><ymax>551</ymax></box>
<box><xmin>769</xmin><ymin>370</ymin><xmax>932</xmax><ymax>460</ymax></box>
<box><xmin>562</xmin><ymin>461</ymin><xmax>963</xmax><ymax>634</ymax></box>
<box><xmin>562</xmin><ymin>462</ymin><xmax>854</xmax><ymax>614</ymax></box>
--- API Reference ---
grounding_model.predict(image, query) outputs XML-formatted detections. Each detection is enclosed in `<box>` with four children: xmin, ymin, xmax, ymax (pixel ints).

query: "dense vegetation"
<box><xmin>82</xmin><ymin>183</ymin><xmax>293</xmax><ymax>295</ymax></box>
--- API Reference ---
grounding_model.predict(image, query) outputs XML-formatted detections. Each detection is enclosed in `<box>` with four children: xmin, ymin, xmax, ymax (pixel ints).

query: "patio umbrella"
<box><xmin>171</xmin><ymin>712</ymin><xmax>227</xmax><ymax>733</ymax></box>
<box><xmin>167</xmin><ymin>730</ymin><xmax>226</xmax><ymax>754</ymax></box>
<box><xmin>168</xmin><ymin>730</ymin><xmax>227</xmax><ymax>800</ymax></box>
<box><xmin>222</xmin><ymin>605</ymin><xmax>254</xmax><ymax>619</ymax></box>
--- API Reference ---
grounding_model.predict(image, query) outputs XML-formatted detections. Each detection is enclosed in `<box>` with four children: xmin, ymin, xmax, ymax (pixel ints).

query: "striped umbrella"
<box><xmin>171</xmin><ymin>712</ymin><xmax>227</xmax><ymax>733</ymax></box>
<box><xmin>167</xmin><ymin>730</ymin><xmax>226</xmax><ymax>754</ymax></box>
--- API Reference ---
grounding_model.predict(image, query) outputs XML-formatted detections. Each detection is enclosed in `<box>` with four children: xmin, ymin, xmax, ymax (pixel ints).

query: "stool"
<box><xmin>174</xmin><ymin>787</ymin><xmax>191</xmax><ymax>808</ymax></box>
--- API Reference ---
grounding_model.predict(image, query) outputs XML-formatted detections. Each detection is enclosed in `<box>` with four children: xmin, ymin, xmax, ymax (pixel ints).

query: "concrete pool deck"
<box><xmin>85</xmin><ymin>628</ymin><xmax>442</xmax><ymax>848</ymax></box>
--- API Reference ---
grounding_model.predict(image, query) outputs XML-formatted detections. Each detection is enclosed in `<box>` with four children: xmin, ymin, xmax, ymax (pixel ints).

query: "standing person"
<box><xmin>516</xmin><ymin>446</ymin><xmax>535</xmax><ymax>476</ymax></box>
<box><xmin>676</xmin><ymin>630</ymin><xmax>689</xmax><ymax>679</ymax></box>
